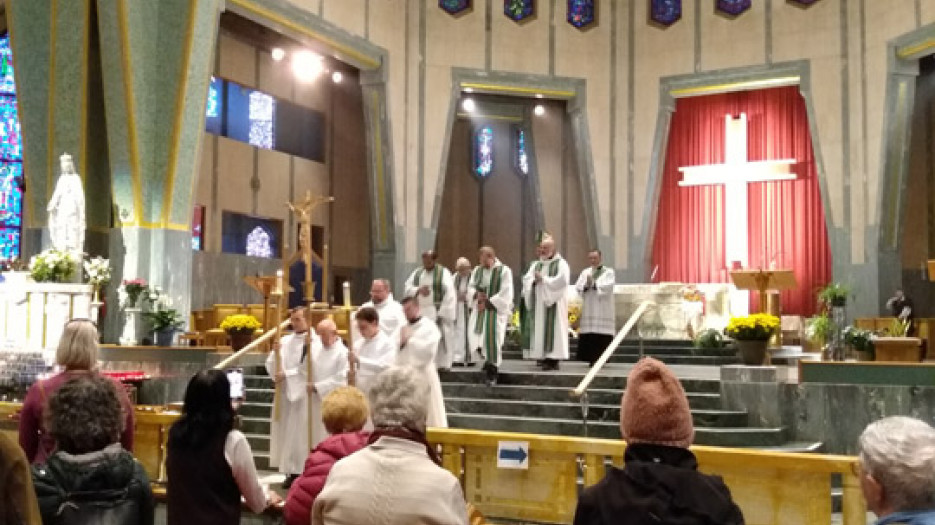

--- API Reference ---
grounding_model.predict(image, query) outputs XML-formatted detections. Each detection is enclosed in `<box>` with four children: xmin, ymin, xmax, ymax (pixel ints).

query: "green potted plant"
<box><xmin>693</xmin><ymin>328</ymin><xmax>725</xmax><ymax>351</ymax></box>
<box><xmin>28</xmin><ymin>248</ymin><xmax>77</xmax><ymax>283</ymax></box>
<box><xmin>805</xmin><ymin>313</ymin><xmax>833</xmax><ymax>356</ymax></box>
<box><xmin>843</xmin><ymin>326</ymin><xmax>874</xmax><ymax>361</ymax></box>
<box><xmin>874</xmin><ymin>319</ymin><xmax>922</xmax><ymax>362</ymax></box>
<box><xmin>724</xmin><ymin>314</ymin><xmax>780</xmax><ymax>365</ymax></box>
<box><xmin>143</xmin><ymin>307</ymin><xmax>184</xmax><ymax>347</ymax></box>
<box><xmin>220</xmin><ymin>314</ymin><xmax>262</xmax><ymax>351</ymax></box>
<box><xmin>818</xmin><ymin>282</ymin><xmax>850</xmax><ymax>308</ymax></box>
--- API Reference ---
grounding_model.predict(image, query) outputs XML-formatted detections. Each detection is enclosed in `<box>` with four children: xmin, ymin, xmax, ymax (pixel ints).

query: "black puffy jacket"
<box><xmin>31</xmin><ymin>444</ymin><xmax>154</xmax><ymax>525</ymax></box>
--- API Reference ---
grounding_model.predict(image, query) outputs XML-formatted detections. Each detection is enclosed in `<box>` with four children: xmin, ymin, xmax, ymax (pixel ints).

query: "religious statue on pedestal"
<box><xmin>47</xmin><ymin>153</ymin><xmax>85</xmax><ymax>255</ymax></box>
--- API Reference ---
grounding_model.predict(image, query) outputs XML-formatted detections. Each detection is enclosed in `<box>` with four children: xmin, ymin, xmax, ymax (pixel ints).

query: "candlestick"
<box><xmin>343</xmin><ymin>281</ymin><xmax>351</xmax><ymax>308</ymax></box>
<box><xmin>275</xmin><ymin>269</ymin><xmax>283</xmax><ymax>296</ymax></box>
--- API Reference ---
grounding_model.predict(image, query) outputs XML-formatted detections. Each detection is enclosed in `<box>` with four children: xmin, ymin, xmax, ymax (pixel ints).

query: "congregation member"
<box><xmin>312</xmin><ymin>366</ymin><xmax>469</xmax><ymax>525</ymax></box>
<box><xmin>573</xmin><ymin>358</ymin><xmax>745</xmax><ymax>525</ymax></box>
<box><xmin>467</xmin><ymin>246</ymin><xmax>514</xmax><ymax>385</ymax></box>
<box><xmin>33</xmin><ymin>374</ymin><xmax>154</xmax><ymax>525</ymax></box>
<box><xmin>405</xmin><ymin>249</ymin><xmax>457</xmax><ymax>371</ymax></box>
<box><xmin>284</xmin><ymin>386</ymin><xmax>371</xmax><ymax>525</ymax></box>
<box><xmin>19</xmin><ymin>318</ymin><xmax>134</xmax><ymax>464</ymax></box>
<box><xmin>167</xmin><ymin>370</ymin><xmax>279</xmax><ymax>524</ymax></box>
<box><xmin>857</xmin><ymin>416</ymin><xmax>935</xmax><ymax>525</ymax></box>
<box><xmin>0</xmin><ymin>433</ymin><xmax>40</xmax><ymax>524</ymax></box>
<box><xmin>451</xmin><ymin>257</ymin><xmax>475</xmax><ymax>367</ymax></box>
<box><xmin>352</xmin><ymin>278</ymin><xmax>407</xmax><ymax>342</ymax></box>
<box><xmin>574</xmin><ymin>249</ymin><xmax>617</xmax><ymax>367</ymax></box>
<box><xmin>267</xmin><ymin>307</ymin><xmax>319</xmax><ymax>487</ymax></box>
<box><xmin>396</xmin><ymin>296</ymin><xmax>448</xmax><ymax>428</ymax></box>
<box><xmin>523</xmin><ymin>234</ymin><xmax>571</xmax><ymax>371</ymax></box>
<box><xmin>885</xmin><ymin>288</ymin><xmax>915</xmax><ymax>334</ymax></box>
<box><xmin>349</xmin><ymin>306</ymin><xmax>397</xmax><ymax>395</ymax></box>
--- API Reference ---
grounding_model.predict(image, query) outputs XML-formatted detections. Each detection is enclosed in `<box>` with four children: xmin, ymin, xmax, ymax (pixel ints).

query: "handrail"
<box><xmin>213</xmin><ymin>319</ymin><xmax>291</xmax><ymax>369</ymax></box>
<box><xmin>571</xmin><ymin>300</ymin><xmax>654</xmax><ymax>398</ymax></box>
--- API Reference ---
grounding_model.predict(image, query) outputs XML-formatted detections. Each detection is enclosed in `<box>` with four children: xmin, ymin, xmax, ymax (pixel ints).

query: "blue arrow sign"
<box><xmin>499</xmin><ymin>446</ymin><xmax>527</xmax><ymax>463</ymax></box>
<box><xmin>497</xmin><ymin>441</ymin><xmax>529</xmax><ymax>469</ymax></box>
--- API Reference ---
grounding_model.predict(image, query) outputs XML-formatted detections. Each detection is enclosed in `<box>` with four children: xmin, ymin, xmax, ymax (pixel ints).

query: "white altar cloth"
<box><xmin>0</xmin><ymin>272</ymin><xmax>93</xmax><ymax>351</ymax></box>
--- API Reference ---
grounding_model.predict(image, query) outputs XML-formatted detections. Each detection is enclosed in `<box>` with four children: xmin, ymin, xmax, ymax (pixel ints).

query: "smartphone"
<box><xmin>226</xmin><ymin>368</ymin><xmax>244</xmax><ymax>400</ymax></box>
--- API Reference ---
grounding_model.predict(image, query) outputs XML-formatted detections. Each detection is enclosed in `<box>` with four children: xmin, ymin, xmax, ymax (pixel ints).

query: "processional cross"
<box><xmin>287</xmin><ymin>190</ymin><xmax>335</xmax><ymax>304</ymax></box>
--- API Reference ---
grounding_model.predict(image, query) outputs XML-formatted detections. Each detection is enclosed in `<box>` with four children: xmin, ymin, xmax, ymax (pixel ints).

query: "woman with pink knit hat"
<box><xmin>573</xmin><ymin>357</ymin><xmax>745</xmax><ymax>525</ymax></box>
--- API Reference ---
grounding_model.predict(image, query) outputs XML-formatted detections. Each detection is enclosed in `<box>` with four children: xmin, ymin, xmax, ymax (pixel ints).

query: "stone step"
<box><xmin>441</xmin><ymin>383</ymin><xmax>723</xmax><ymax>410</ymax></box>
<box><xmin>245</xmin><ymin>387</ymin><xmax>274</xmax><ymax>404</ymax></box>
<box><xmin>447</xmin><ymin>414</ymin><xmax>786</xmax><ymax>447</ymax></box>
<box><xmin>239</xmin><ymin>401</ymin><xmax>272</xmax><ymax>418</ymax></box>
<box><xmin>240</xmin><ymin>416</ymin><xmax>270</xmax><ymax>435</ymax></box>
<box><xmin>444</xmin><ymin>397</ymin><xmax>748</xmax><ymax>427</ymax></box>
<box><xmin>499</xmin><ymin>352</ymin><xmax>738</xmax><ymax>366</ymax></box>
<box><xmin>439</xmin><ymin>369</ymin><xmax>720</xmax><ymax>392</ymax></box>
<box><xmin>245</xmin><ymin>432</ymin><xmax>270</xmax><ymax>454</ymax></box>
<box><xmin>504</xmin><ymin>345</ymin><xmax>736</xmax><ymax>358</ymax></box>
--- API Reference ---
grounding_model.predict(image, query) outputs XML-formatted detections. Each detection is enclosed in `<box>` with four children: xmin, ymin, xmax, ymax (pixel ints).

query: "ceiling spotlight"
<box><xmin>292</xmin><ymin>50</ymin><xmax>325</xmax><ymax>82</ymax></box>
<box><xmin>464</xmin><ymin>87</ymin><xmax>474</xmax><ymax>93</ymax></box>
<box><xmin>462</xmin><ymin>98</ymin><xmax>476</xmax><ymax>112</ymax></box>
<box><xmin>332</xmin><ymin>71</ymin><xmax>343</xmax><ymax>84</ymax></box>
<box><xmin>535</xmin><ymin>93</ymin><xmax>543</xmax><ymax>99</ymax></box>
<box><xmin>534</xmin><ymin>104</ymin><xmax>545</xmax><ymax>116</ymax></box>
<box><xmin>271</xmin><ymin>47</ymin><xmax>285</xmax><ymax>62</ymax></box>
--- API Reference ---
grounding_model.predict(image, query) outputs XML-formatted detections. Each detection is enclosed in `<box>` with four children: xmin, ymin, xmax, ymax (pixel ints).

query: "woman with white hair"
<box><xmin>18</xmin><ymin>319</ymin><xmax>134</xmax><ymax>463</ymax></box>
<box><xmin>858</xmin><ymin>416</ymin><xmax>935</xmax><ymax>525</ymax></box>
<box><xmin>312</xmin><ymin>366</ymin><xmax>468</xmax><ymax>525</ymax></box>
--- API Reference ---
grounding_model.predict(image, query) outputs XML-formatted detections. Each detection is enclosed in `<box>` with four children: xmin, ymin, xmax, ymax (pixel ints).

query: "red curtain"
<box><xmin>651</xmin><ymin>86</ymin><xmax>831</xmax><ymax>316</ymax></box>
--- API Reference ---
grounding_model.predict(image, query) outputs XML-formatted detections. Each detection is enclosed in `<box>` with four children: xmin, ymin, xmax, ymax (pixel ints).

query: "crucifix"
<box><xmin>287</xmin><ymin>190</ymin><xmax>335</xmax><ymax>305</ymax></box>
<box><xmin>678</xmin><ymin>113</ymin><xmax>797</xmax><ymax>314</ymax></box>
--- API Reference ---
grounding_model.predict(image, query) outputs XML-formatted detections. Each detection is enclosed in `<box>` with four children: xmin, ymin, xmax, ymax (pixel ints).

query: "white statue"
<box><xmin>47</xmin><ymin>153</ymin><xmax>86</xmax><ymax>254</ymax></box>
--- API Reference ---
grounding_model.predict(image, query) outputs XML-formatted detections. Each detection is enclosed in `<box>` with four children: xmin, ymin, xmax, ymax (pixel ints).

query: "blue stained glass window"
<box><xmin>473</xmin><ymin>126</ymin><xmax>494</xmax><ymax>178</ymax></box>
<box><xmin>205</xmin><ymin>76</ymin><xmax>222</xmax><ymax>136</ymax></box>
<box><xmin>716</xmin><ymin>0</ymin><xmax>751</xmax><ymax>16</ymax></box>
<box><xmin>567</xmin><ymin>0</ymin><xmax>595</xmax><ymax>28</ymax></box>
<box><xmin>513</xmin><ymin>126</ymin><xmax>529</xmax><ymax>176</ymax></box>
<box><xmin>248</xmin><ymin>91</ymin><xmax>275</xmax><ymax>149</ymax></box>
<box><xmin>246</xmin><ymin>226</ymin><xmax>273</xmax><ymax>258</ymax></box>
<box><xmin>505</xmin><ymin>0</ymin><xmax>534</xmax><ymax>21</ymax></box>
<box><xmin>0</xmin><ymin>34</ymin><xmax>22</xmax><ymax>261</ymax></box>
<box><xmin>439</xmin><ymin>0</ymin><xmax>471</xmax><ymax>15</ymax></box>
<box><xmin>651</xmin><ymin>0</ymin><xmax>681</xmax><ymax>26</ymax></box>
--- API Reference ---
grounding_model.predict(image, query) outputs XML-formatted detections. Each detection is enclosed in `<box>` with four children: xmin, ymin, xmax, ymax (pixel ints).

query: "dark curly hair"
<box><xmin>47</xmin><ymin>374</ymin><xmax>124</xmax><ymax>455</ymax></box>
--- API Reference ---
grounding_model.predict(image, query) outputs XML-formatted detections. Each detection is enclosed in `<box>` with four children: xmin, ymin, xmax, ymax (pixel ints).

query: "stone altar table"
<box><xmin>0</xmin><ymin>272</ymin><xmax>93</xmax><ymax>351</ymax></box>
<box><xmin>613</xmin><ymin>282</ymin><xmax>732</xmax><ymax>339</ymax></box>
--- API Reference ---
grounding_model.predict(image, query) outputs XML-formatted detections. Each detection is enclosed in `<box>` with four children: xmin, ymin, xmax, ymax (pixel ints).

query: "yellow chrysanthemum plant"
<box><xmin>724</xmin><ymin>313</ymin><xmax>780</xmax><ymax>341</ymax></box>
<box><xmin>220</xmin><ymin>314</ymin><xmax>262</xmax><ymax>334</ymax></box>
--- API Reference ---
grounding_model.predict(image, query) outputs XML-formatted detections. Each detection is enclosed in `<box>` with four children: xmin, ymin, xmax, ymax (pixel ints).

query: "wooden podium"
<box><xmin>243</xmin><ymin>276</ymin><xmax>279</xmax><ymax>331</ymax></box>
<box><xmin>927</xmin><ymin>260</ymin><xmax>935</xmax><ymax>281</ymax></box>
<box><xmin>730</xmin><ymin>269</ymin><xmax>797</xmax><ymax>314</ymax></box>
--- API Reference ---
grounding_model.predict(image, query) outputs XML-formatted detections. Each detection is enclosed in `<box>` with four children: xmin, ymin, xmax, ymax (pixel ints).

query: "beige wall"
<box><xmin>193</xmin><ymin>30</ymin><xmax>369</xmax><ymax>279</ymax></box>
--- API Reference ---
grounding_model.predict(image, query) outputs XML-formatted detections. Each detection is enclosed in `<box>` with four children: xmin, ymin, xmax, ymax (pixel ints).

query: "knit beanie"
<box><xmin>620</xmin><ymin>357</ymin><xmax>695</xmax><ymax>448</ymax></box>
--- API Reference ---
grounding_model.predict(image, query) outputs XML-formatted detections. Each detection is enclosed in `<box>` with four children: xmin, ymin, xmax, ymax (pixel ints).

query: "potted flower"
<box><xmin>724</xmin><ymin>313</ymin><xmax>780</xmax><ymax>365</ymax></box>
<box><xmin>143</xmin><ymin>306</ymin><xmax>184</xmax><ymax>347</ymax></box>
<box><xmin>843</xmin><ymin>326</ymin><xmax>874</xmax><ymax>361</ymax></box>
<box><xmin>83</xmin><ymin>256</ymin><xmax>111</xmax><ymax>302</ymax></box>
<box><xmin>874</xmin><ymin>319</ymin><xmax>922</xmax><ymax>362</ymax></box>
<box><xmin>805</xmin><ymin>313</ymin><xmax>833</xmax><ymax>356</ymax></box>
<box><xmin>121</xmin><ymin>279</ymin><xmax>149</xmax><ymax>309</ymax></box>
<box><xmin>693</xmin><ymin>328</ymin><xmax>725</xmax><ymax>351</ymax></box>
<box><xmin>220</xmin><ymin>314</ymin><xmax>262</xmax><ymax>351</ymax></box>
<box><xmin>818</xmin><ymin>282</ymin><xmax>850</xmax><ymax>308</ymax></box>
<box><xmin>28</xmin><ymin>248</ymin><xmax>77</xmax><ymax>283</ymax></box>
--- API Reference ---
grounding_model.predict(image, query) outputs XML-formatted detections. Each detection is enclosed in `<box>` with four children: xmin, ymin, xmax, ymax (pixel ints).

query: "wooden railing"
<box><xmin>428</xmin><ymin>427</ymin><xmax>866</xmax><ymax>525</ymax></box>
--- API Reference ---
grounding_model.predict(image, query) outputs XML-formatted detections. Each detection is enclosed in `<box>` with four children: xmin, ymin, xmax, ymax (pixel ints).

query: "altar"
<box><xmin>614</xmin><ymin>282</ymin><xmax>732</xmax><ymax>339</ymax></box>
<box><xmin>0</xmin><ymin>272</ymin><xmax>94</xmax><ymax>351</ymax></box>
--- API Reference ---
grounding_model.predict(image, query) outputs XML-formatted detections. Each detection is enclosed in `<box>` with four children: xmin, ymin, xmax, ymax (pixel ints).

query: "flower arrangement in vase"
<box><xmin>28</xmin><ymin>248</ymin><xmax>77</xmax><ymax>283</ymax></box>
<box><xmin>220</xmin><ymin>314</ymin><xmax>262</xmax><ymax>351</ymax></box>
<box><xmin>121</xmin><ymin>279</ymin><xmax>148</xmax><ymax>309</ymax></box>
<box><xmin>83</xmin><ymin>256</ymin><xmax>111</xmax><ymax>302</ymax></box>
<box><xmin>724</xmin><ymin>313</ymin><xmax>780</xmax><ymax>365</ymax></box>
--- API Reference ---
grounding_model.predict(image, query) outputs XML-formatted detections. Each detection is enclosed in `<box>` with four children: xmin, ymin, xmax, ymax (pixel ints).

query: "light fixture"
<box><xmin>535</xmin><ymin>93</ymin><xmax>543</xmax><ymax>99</ymax></box>
<box><xmin>464</xmin><ymin>87</ymin><xmax>474</xmax><ymax>93</ymax></box>
<box><xmin>331</xmin><ymin>71</ymin><xmax>343</xmax><ymax>84</ymax></box>
<box><xmin>271</xmin><ymin>47</ymin><xmax>285</xmax><ymax>62</ymax></box>
<box><xmin>291</xmin><ymin>50</ymin><xmax>325</xmax><ymax>82</ymax></box>
<box><xmin>462</xmin><ymin>98</ymin><xmax>476</xmax><ymax>112</ymax></box>
<box><xmin>534</xmin><ymin>104</ymin><xmax>545</xmax><ymax>116</ymax></box>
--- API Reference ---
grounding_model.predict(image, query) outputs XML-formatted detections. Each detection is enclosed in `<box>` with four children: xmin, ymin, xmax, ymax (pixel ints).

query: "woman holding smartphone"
<box><xmin>166</xmin><ymin>369</ymin><xmax>281</xmax><ymax>524</ymax></box>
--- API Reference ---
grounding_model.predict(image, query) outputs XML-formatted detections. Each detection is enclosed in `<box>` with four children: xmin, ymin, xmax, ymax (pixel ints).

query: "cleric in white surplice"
<box><xmin>575</xmin><ymin>249</ymin><xmax>617</xmax><ymax>366</ymax></box>
<box><xmin>467</xmin><ymin>246</ymin><xmax>514</xmax><ymax>385</ymax></box>
<box><xmin>396</xmin><ymin>296</ymin><xmax>448</xmax><ymax>428</ymax></box>
<box><xmin>350</xmin><ymin>305</ymin><xmax>397</xmax><ymax>395</ymax></box>
<box><xmin>404</xmin><ymin>250</ymin><xmax>457</xmax><ymax>370</ymax></box>
<box><xmin>522</xmin><ymin>234</ymin><xmax>571</xmax><ymax>371</ymax></box>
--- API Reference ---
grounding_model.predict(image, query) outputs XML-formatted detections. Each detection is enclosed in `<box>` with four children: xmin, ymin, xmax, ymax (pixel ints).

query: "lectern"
<box><xmin>729</xmin><ymin>269</ymin><xmax>797</xmax><ymax>314</ymax></box>
<box><xmin>927</xmin><ymin>260</ymin><xmax>935</xmax><ymax>281</ymax></box>
<box><xmin>243</xmin><ymin>275</ymin><xmax>279</xmax><ymax>331</ymax></box>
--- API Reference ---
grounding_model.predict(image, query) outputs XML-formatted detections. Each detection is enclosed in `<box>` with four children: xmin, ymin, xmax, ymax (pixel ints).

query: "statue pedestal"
<box><xmin>0</xmin><ymin>277</ymin><xmax>93</xmax><ymax>350</ymax></box>
<box><xmin>120</xmin><ymin>308</ymin><xmax>142</xmax><ymax>346</ymax></box>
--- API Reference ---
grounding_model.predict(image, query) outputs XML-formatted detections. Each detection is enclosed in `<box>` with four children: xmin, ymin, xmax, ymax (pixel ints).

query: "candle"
<box><xmin>275</xmin><ymin>270</ymin><xmax>283</xmax><ymax>296</ymax></box>
<box><xmin>343</xmin><ymin>281</ymin><xmax>351</xmax><ymax>308</ymax></box>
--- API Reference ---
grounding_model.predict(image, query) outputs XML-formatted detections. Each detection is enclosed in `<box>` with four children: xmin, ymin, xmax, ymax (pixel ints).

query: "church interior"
<box><xmin>3</xmin><ymin>0</ymin><xmax>935</xmax><ymax>524</ymax></box>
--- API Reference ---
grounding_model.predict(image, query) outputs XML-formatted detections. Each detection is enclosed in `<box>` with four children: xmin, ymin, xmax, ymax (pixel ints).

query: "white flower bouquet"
<box><xmin>83</xmin><ymin>256</ymin><xmax>111</xmax><ymax>287</ymax></box>
<box><xmin>28</xmin><ymin>249</ymin><xmax>77</xmax><ymax>283</ymax></box>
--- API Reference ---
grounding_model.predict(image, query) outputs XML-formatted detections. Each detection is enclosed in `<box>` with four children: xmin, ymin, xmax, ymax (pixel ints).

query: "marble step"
<box><xmin>446</xmin><ymin>413</ymin><xmax>786</xmax><ymax>447</ymax></box>
<box><xmin>240</xmin><ymin>416</ymin><xmax>271</xmax><ymax>435</ymax></box>
<box><xmin>245</xmin><ymin>432</ymin><xmax>270</xmax><ymax>454</ymax></box>
<box><xmin>444</xmin><ymin>397</ymin><xmax>749</xmax><ymax>427</ymax></box>
<box><xmin>239</xmin><ymin>401</ymin><xmax>272</xmax><ymax>418</ymax></box>
<box><xmin>439</xmin><ymin>369</ymin><xmax>720</xmax><ymax>392</ymax></box>
<box><xmin>499</xmin><ymin>351</ymin><xmax>738</xmax><ymax>366</ymax></box>
<box><xmin>440</xmin><ymin>383</ymin><xmax>723</xmax><ymax>409</ymax></box>
<box><xmin>503</xmin><ymin>345</ymin><xmax>735</xmax><ymax>357</ymax></box>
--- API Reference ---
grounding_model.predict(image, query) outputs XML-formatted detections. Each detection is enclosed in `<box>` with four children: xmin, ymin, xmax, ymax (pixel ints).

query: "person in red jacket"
<box><xmin>284</xmin><ymin>386</ymin><xmax>370</xmax><ymax>525</ymax></box>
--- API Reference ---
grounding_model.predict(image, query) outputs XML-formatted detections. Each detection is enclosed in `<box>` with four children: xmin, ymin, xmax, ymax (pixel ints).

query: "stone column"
<box><xmin>95</xmin><ymin>0</ymin><xmax>222</xmax><ymax>341</ymax></box>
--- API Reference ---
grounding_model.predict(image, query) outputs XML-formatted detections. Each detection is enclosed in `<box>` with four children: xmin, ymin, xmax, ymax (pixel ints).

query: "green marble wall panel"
<box><xmin>8</xmin><ymin>0</ymin><xmax>91</xmax><ymax>229</ymax></box>
<box><xmin>95</xmin><ymin>0</ymin><xmax>221</xmax><ymax>229</ymax></box>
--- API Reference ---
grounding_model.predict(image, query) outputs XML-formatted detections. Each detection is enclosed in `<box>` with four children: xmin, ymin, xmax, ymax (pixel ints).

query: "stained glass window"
<box><xmin>248</xmin><ymin>91</ymin><xmax>275</xmax><ymax>150</ymax></box>
<box><xmin>473</xmin><ymin>126</ymin><xmax>494</xmax><ymax>178</ymax></box>
<box><xmin>246</xmin><ymin>226</ymin><xmax>273</xmax><ymax>258</ymax></box>
<box><xmin>505</xmin><ymin>0</ymin><xmax>534</xmax><ymax>21</ymax></box>
<box><xmin>567</xmin><ymin>0</ymin><xmax>595</xmax><ymax>28</ymax></box>
<box><xmin>513</xmin><ymin>126</ymin><xmax>529</xmax><ymax>176</ymax></box>
<box><xmin>716</xmin><ymin>0</ymin><xmax>751</xmax><ymax>16</ymax></box>
<box><xmin>439</xmin><ymin>0</ymin><xmax>471</xmax><ymax>15</ymax></box>
<box><xmin>191</xmin><ymin>205</ymin><xmax>205</xmax><ymax>251</ymax></box>
<box><xmin>0</xmin><ymin>34</ymin><xmax>22</xmax><ymax>262</ymax></box>
<box><xmin>651</xmin><ymin>0</ymin><xmax>681</xmax><ymax>26</ymax></box>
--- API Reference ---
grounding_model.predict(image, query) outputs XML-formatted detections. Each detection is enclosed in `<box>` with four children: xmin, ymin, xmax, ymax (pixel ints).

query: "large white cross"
<box><xmin>678</xmin><ymin>113</ymin><xmax>796</xmax><ymax>268</ymax></box>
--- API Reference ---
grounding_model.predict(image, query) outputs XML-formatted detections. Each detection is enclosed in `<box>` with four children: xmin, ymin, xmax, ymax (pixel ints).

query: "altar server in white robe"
<box><xmin>467</xmin><ymin>246</ymin><xmax>514</xmax><ymax>385</ymax></box>
<box><xmin>266</xmin><ymin>308</ymin><xmax>318</xmax><ymax>485</ymax></box>
<box><xmin>307</xmin><ymin>319</ymin><xmax>350</xmax><ymax>447</ymax></box>
<box><xmin>396</xmin><ymin>296</ymin><xmax>448</xmax><ymax>428</ymax></box>
<box><xmin>451</xmin><ymin>257</ymin><xmax>475</xmax><ymax>367</ymax></box>
<box><xmin>351</xmin><ymin>279</ymin><xmax>407</xmax><ymax>344</ymax></box>
<box><xmin>575</xmin><ymin>249</ymin><xmax>617</xmax><ymax>367</ymax></box>
<box><xmin>349</xmin><ymin>306</ymin><xmax>397</xmax><ymax>395</ymax></box>
<box><xmin>404</xmin><ymin>250</ymin><xmax>457</xmax><ymax>371</ymax></box>
<box><xmin>523</xmin><ymin>234</ymin><xmax>571</xmax><ymax>371</ymax></box>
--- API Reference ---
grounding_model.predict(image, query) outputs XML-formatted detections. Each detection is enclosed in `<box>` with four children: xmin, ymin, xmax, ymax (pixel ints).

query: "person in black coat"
<box><xmin>573</xmin><ymin>358</ymin><xmax>744</xmax><ymax>525</ymax></box>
